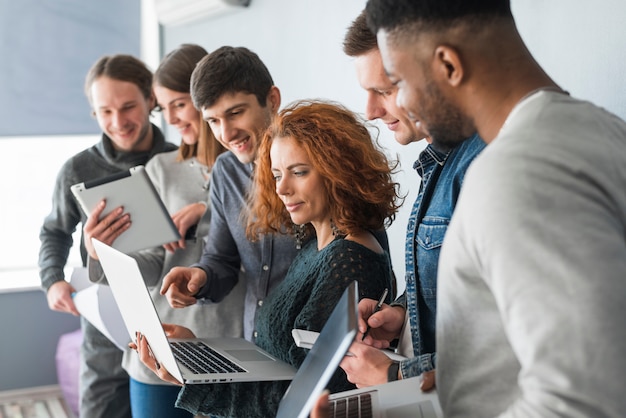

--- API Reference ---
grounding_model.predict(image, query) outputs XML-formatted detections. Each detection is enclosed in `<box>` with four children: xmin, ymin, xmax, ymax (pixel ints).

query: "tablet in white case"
<box><xmin>71</xmin><ymin>165</ymin><xmax>180</xmax><ymax>253</ymax></box>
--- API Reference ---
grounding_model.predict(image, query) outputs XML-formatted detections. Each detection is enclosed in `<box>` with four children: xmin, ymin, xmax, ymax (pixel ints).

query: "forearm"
<box><xmin>38</xmin><ymin>230</ymin><xmax>74</xmax><ymax>291</ymax></box>
<box><xmin>191</xmin><ymin>260</ymin><xmax>240</xmax><ymax>303</ymax></box>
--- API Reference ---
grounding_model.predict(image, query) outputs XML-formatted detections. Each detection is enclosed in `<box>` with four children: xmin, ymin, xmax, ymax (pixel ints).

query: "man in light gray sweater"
<box><xmin>38</xmin><ymin>54</ymin><xmax>177</xmax><ymax>418</ymax></box>
<box><xmin>367</xmin><ymin>0</ymin><xmax>626</xmax><ymax>417</ymax></box>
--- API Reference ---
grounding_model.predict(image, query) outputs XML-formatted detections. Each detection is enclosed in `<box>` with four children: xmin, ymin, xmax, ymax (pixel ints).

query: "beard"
<box><xmin>420</xmin><ymin>80</ymin><xmax>474</xmax><ymax>151</ymax></box>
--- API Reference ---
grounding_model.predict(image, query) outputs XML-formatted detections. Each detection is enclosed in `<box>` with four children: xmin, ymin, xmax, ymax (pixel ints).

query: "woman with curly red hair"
<box><xmin>137</xmin><ymin>99</ymin><xmax>402</xmax><ymax>417</ymax></box>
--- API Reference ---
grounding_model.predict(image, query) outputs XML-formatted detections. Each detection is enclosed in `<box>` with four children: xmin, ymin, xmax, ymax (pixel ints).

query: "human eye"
<box><xmin>229</xmin><ymin>107</ymin><xmax>245</xmax><ymax>118</ymax></box>
<box><xmin>374</xmin><ymin>89</ymin><xmax>392</xmax><ymax>98</ymax></box>
<box><xmin>272</xmin><ymin>172</ymin><xmax>282</xmax><ymax>182</ymax></box>
<box><xmin>293</xmin><ymin>168</ymin><xmax>309</xmax><ymax>177</ymax></box>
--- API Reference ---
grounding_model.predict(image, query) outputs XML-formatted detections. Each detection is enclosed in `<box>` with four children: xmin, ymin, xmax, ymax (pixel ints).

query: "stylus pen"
<box><xmin>361</xmin><ymin>288</ymin><xmax>388</xmax><ymax>341</ymax></box>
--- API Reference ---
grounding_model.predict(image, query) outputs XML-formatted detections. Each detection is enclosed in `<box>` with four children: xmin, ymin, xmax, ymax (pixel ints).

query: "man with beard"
<box><xmin>367</xmin><ymin>0</ymin><xmax>626</xmax><ymax>416</ymax></box>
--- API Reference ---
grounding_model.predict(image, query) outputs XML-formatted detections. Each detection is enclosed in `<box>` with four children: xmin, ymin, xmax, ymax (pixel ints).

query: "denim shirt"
<box><xmin>396</xmin><ymin>134</ymin><xmax>485</xmax><ymax>379</ymax></box>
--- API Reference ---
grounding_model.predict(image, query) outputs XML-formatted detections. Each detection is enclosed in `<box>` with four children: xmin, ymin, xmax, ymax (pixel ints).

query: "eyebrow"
<box><xmin>96</xmin><ymin>100</ymin><xmax>138</xmax><ymax>110</ymax></box>
<box><xmin>271</xmin><ymin>162</ymin><xmax>310</xmax><ymax>170</ymax></box>
<box><xmin>207</xmin><ymin>102</ymin><xmax>250</xmax><ymax>119</ymax></box>
<box><xmin>166</xmin><ymin>95</ymin><xmax>189</xmax><ymax>106</ymax></box>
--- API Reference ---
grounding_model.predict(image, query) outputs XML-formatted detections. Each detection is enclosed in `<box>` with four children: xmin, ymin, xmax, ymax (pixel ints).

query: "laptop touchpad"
<box><xmin>226</xmin><ymin>350</ymin><xmax>274</xmax><ymax>362</ymax></box>
<box><xmin>388</xmin><ymin>400</ymin><xmax>438</xmax><ymax>418</ymax></box>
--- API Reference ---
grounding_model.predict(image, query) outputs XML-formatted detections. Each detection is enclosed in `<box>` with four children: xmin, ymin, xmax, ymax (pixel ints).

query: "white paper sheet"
<box><xmin>71</xmin><ymin>267</ymin><xmax>130</xmax><ymax>351</ymax></box>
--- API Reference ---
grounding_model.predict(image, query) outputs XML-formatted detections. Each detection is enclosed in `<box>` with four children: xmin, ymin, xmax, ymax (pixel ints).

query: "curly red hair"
<box><xmin>246</xmin><ymin>99</ymin><xmax>402</xmax><ymax>240</ymax></box>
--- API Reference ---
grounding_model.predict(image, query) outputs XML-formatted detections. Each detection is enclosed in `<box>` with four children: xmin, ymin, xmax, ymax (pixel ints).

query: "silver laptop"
<box><xmin>71</xmin><ymin>166</ymin><xmax>180</xmax><ymax>253</ymax></box>
<box><xmin>276</xmin><ymin>279</ymin><xmax>443</xmax><ymax>418</ymax></box>
<box><xmin>327</xmin><ymin>377</ymin><xmax>443</xmax><ymax>418</ymax></box>
<box><xmin>92</xmin><ymin>238</ymin><xmax>296</xmax><ymax>384</ymax></box>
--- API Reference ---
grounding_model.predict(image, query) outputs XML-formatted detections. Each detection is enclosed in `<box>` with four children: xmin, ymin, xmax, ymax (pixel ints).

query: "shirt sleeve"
<box><xmin>38</xmin><ymin>160</ymin><xmax>84</xmax><ymax>291</ymax></box>
<box><xmin>191</xmin><ymin>158</ymin><xmax>241</xmax><ymax>302</ymax></box>
<box><xmin>445</xmin><ymin>142</ymin><xmax>626</xmax><ymax>417</ymax></box>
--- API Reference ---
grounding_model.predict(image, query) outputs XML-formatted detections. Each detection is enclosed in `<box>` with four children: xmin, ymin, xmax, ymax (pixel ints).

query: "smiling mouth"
<box><xmin>386</xmin><ymin>120</ymin><xmax>400</xmax><ymax>131</ymax></box>
<box><xmin>115</xmin><ymin>128</ymin><xmax>134</xmax><ymax>138</ymax></box>
<box><xmin>230</xmin><ymin>137</ymin><xmax>250</xmax><ymax>150</ymax></box>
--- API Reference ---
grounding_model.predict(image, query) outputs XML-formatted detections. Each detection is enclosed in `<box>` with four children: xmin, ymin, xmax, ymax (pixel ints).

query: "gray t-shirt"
<box><xmin>437</xmin><ymin>91</ymin><xmax>626</xmax><ymax>417</ymax></box>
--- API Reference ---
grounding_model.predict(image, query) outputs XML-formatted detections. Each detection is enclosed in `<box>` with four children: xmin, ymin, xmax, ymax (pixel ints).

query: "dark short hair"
<box><xmin>343</xmin><ymin>9</ymin><xmax>378</xmax><ymax>57</ymax></box>
<box><xmin>84</xmin><ymin>54</ymin><xmax>153</xmax><ymax>105</ymax></box>
<box><xmin>365</xmin><ymin>0</ymin><xmax>512</xmax><ymax>34</ymax></box>
<box><xmin>190</xmin><ymin>46</ymin><xmax>274</xmax><ymax>110</ymax></box>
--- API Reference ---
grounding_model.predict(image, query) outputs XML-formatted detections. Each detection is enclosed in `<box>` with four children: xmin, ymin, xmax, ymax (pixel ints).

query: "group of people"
<box><xmin>39</xmin><ymin>1</ymin><xmax>626</xmax><ymax>418</ymax></box>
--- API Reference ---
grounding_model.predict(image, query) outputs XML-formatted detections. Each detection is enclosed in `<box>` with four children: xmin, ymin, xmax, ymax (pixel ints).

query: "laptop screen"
<box><xmin>275</xmin><ymin>281</ymin><xmax>358</xmax><ymax>418</ymax></box>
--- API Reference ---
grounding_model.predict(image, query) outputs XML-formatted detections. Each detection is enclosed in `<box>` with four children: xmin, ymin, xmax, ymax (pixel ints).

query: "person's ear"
<box><xmin>433</xmin><ymin>45</ymin><xmax>464</xmax><ymax>88</ymax></box>
<box><xmin>266</xmin><ymin>86</ymin><xmax>281</xmax><ymax>113</ymax></box>
<box><xmin>148</xmin><ymin>91</ymin><xmax>157</xmax><ymax>111</ymax></box>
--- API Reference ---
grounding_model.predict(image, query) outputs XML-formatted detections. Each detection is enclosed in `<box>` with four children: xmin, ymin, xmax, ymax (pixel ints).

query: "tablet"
<box><xmin>71</xmin><ymin>165</ymin><xmax>180</xmax><ymax>253</ymax></box>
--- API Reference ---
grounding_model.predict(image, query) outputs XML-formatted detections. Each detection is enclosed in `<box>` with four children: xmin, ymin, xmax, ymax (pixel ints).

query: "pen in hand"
<box><xmin>361</xmin><ymin>288</ymin><xmax>388</xmax><ymax>341</ymax></box>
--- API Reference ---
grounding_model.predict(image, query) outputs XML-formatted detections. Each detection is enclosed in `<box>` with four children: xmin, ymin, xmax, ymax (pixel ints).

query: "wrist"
<box><xmin>387</xmin><ymin>361</ymin><xmax>400</xmax><ymax>382</ymax></box>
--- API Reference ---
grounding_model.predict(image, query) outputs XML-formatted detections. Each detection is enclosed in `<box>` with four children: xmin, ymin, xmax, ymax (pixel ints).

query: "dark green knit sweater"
<box><xmin>176</xmin><ymin>237</ymin><xmax>393</xmax><ymax>417</ymax></box>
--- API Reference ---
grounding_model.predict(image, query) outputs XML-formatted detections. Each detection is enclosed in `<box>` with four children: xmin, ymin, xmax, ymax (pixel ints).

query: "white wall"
<box><xmin>512</xmin><ymin>0</ymin><xmax>626</xmax><ymax>120</ymax></box>
<box><xmin>161</xmin><ymin>0</ymin><xmax>626</xmax><ymax>294</ymax></box>
<box><xmin>162</xmin><ymin>0</ymin><xmax>424</xmax><ymax>293</ymax></box>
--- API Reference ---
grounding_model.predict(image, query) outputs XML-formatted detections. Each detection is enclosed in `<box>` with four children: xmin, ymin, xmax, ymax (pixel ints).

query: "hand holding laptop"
<box><xmin>340</xmin><ymin>341</ymin><xmax>399</xmax><ymax>388</ymax></box>
<box><xmin>131</xmin><ymin>331</ymin><xmax>183</xmax><ymax>386</ymax></box>
<box><xmin>310</xmin><ymin>391</ymin><xmax>331</xmax><ymax>418</ymax></box>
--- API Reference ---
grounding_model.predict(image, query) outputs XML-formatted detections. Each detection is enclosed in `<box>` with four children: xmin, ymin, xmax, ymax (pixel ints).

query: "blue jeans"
<box><xmin>130</xmin><ymin>378</ymin><xmax>192</xmax><ymax>418</ymax></box>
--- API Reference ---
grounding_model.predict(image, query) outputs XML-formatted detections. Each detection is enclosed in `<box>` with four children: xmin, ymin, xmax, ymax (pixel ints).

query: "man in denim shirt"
<box><xmin>340</xmin><ymin>10</ymin><xmax>485</xmax><ymax>388</ymax></box>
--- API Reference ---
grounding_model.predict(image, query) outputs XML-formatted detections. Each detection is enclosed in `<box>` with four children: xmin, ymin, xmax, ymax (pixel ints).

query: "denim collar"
<box><xmin>413</xmin><ymin>144</ymin><xmax>451</xmax><ymax>177</ymax></box>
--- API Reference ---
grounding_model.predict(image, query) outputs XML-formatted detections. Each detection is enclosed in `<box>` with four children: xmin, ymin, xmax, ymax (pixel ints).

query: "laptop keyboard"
<box><xmin>170</xmin><ymin>341</ymin><xmax>246</xmax><ymax>374</ymax></box>
<box><xmin>330</xmin><ymin>392</ymin><xmax>374</xmax><ymax>418</ymax></box>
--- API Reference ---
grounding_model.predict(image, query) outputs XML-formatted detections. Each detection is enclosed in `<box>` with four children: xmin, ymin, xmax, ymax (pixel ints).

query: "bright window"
<box><xmin>0</xmin><ymin>135</ymin><xmax>98</xmax><ymax>291</ymax></box>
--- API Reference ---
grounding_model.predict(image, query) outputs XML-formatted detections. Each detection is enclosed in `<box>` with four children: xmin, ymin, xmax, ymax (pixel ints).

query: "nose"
<box><xmin>275</xmin><ymin>176</ymin><xmax>291</xmax><ymax>197</ymax></box>
<box><xmin>111</xmin><ymin>110</ymin><xmax>126</xmax><ymax>129</ymax></box>
<box><xmin>163</xmin><ymin>107</ymin><xmax>178</xmax><ymax>125</ymax></box>
<box><xmin>364</xmin><ymin>92</ymin><xmax>385</xmax><ymax>121</ymax></box>
<box><xmin>219</xmin><ymin>119</ymin><xmax>237</xmax><ymax>143</ymax></box>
